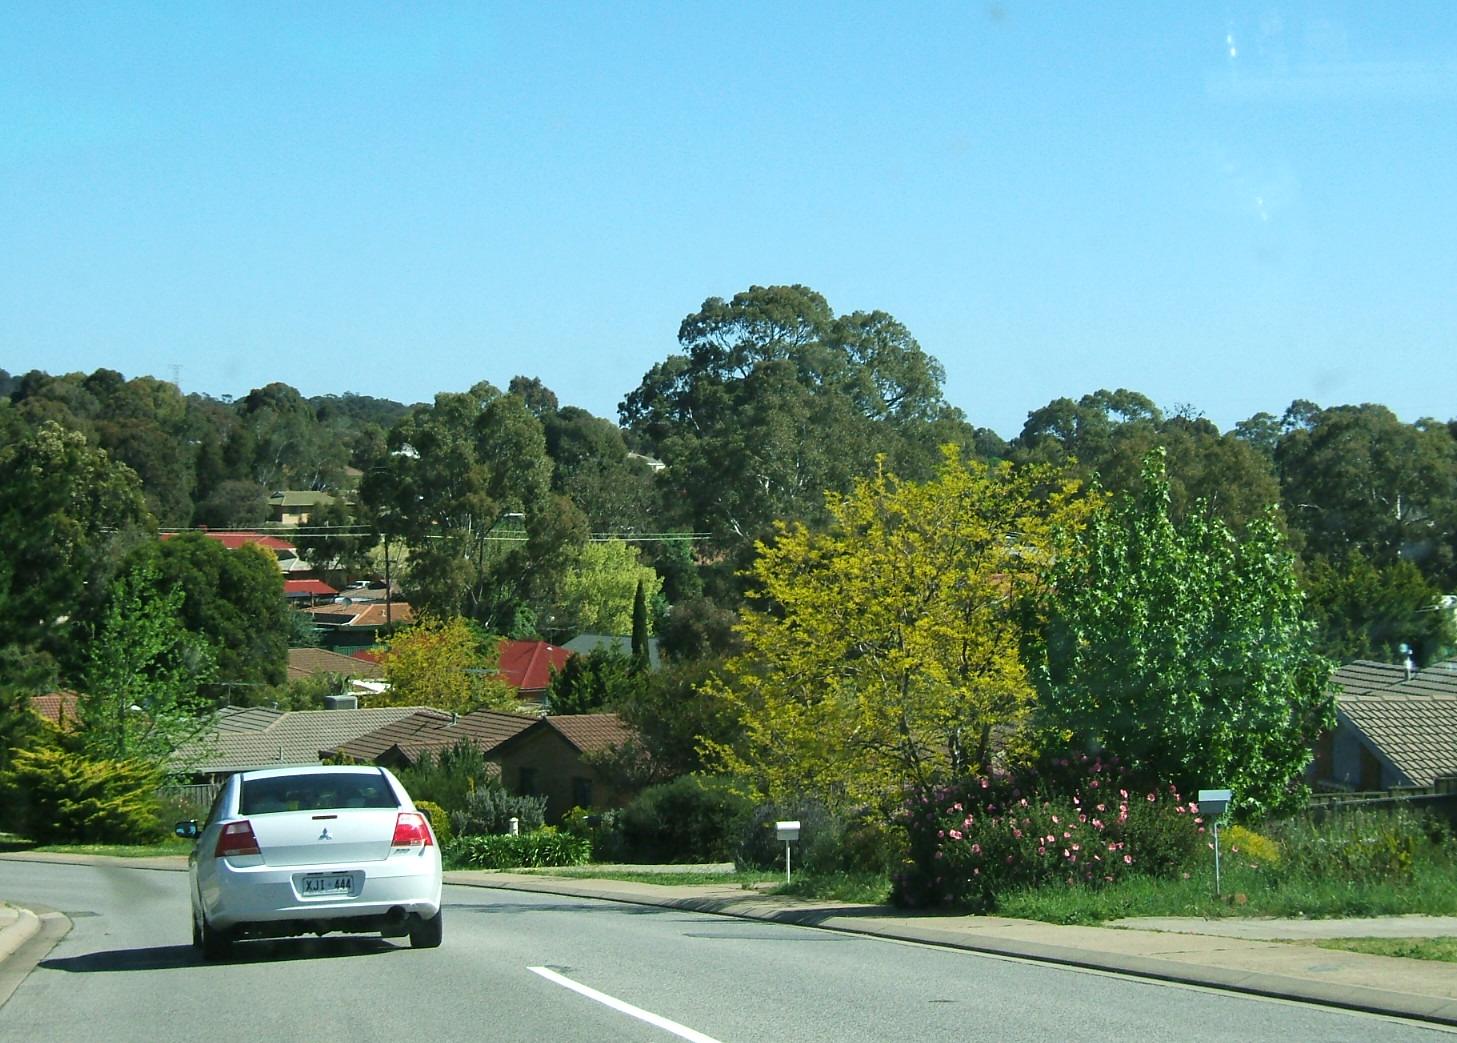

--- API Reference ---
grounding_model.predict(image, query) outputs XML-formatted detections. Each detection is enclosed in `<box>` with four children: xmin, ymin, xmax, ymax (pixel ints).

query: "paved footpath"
<box><xmin>5</xmin><ymin>851</ymin><xmax>1457</xmax><ymax>1028</ymax></box>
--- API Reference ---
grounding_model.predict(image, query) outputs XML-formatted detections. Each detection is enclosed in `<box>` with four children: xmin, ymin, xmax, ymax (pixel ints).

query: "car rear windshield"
<box><xmin>240</xmin><ymin>772</ymin><xmax>400</xmax><ymax>815</ymax></box>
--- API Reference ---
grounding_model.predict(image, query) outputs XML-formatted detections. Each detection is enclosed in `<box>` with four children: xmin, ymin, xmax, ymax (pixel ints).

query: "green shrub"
<box><xmin>414</xmin><ymin>799</ymin><xmax>453</xmax><ymax>845</ymax></box>
<box><xmin>619</xmin><ymin>775</ymin><xmax>752</xmax><ymax>863</ymax></box>
<box><xmin>448</xmin><ymin>784</ymin><xmax>546</xmax><ymax>837</ymax></box>
<box><xmin>1223</xmin><ymin>824</ymin><xmax>1280</xmax><ymax>866</ymax></box>
<box><xmin>894</xmin><ymin>753</ymin><xmax>1205</xmax><ymax>911</ymax></box>
<box><xmin>1265</xmin><ymin>807</ymin><xmax>1439</xmax><ymax>884</ymax></box>
<box><xmin>446</xmin><ymin>829</ymin><xmax>591</xmax><ymax>869</ymax></box>
<box><xmin>560</xmin><ymin>806</ymin><xmax>626</xmax><ymax>862</ymax></box>
<box><xmin>735</xmin><ymin>800</ymin><xmax>846</xmax><ymax>873</ymax></box>
<box><xmin>0</xmin><ymin>747</ymin><xmax>164</xmax><ymax>844</ymax></box>
<box><xmin>395</xmin><ymin>741</ymin><xmax>495</xmax><ymax>817</ymax></box>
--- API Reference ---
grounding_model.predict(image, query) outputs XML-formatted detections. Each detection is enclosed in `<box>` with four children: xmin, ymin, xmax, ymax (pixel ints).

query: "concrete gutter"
<box><xmin>0</xmin><ymin>902</ymin><xmax>71</xmax><ymax>1011</ymax></box>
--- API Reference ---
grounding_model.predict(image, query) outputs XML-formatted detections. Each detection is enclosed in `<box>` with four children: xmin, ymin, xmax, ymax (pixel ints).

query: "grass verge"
<box><xmin>511</xmin><ymin>866</ymin><xmax>777</xmax><ymax>888</ymax></box>
<box><xmin>995</xmin><ymin>856</ymin><xmax>1457</xmax><ymax>925</ymax></box>
<box><xmin>508</xmin><ymin>865</ymin><xmax>893</xmax><ymax>903</ymax></box>
<box><xmin>1313</xmin><ymin>937</ymin><xmax>1457</xmax><ymax>963</ymax></box>
<box><xmin>27</xmin><ymin>841</ymin><xmax>193</xmax><ymax>858</ymax></box>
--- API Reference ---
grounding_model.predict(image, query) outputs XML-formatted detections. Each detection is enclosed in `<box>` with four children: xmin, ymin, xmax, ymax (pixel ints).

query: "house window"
<box><xmin>519</xmin><ymin>766</ymin><xmax>538</xmax><ymax>796</ymax></box>
<box><xmin>571</xmin><ymin>776</ymin><xmax>593</xmax><ymax>809</ymax></box>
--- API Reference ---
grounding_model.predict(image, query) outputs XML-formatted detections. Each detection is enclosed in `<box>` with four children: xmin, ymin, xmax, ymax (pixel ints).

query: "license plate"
<box><xmin>299</xmin><ymin>873</ymin><xmax>355</xmax><ymax>896</ymax></box>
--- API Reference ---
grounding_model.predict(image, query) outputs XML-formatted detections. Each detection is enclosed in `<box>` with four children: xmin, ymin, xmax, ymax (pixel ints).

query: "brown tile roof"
<box><xmin>345</xmin><ymin>603</ymin><xmax>414</xmax><ymax>627</ymax></box>
<box><xmin>1332</xmin><ymin>658</ymin><xmax>1457</xmax><ymax>786</ymax></box>
<box><xmin>327</xmin><ymin>708</ymin><xmax>538</xmax><ymax>764</ymax></box>
<box><xmin>172</xmin><ymin>706</ymin><xmax>432</xmax><ymax>776</ymax></box>
<box><xmin>30</xmin><ymin>691</ymin><xmax>80</xmax><ymax>725</ymax></box>
<box><xmin>543</xmin><ymin>713</ymin><xmax>632</xmax><ymax>755</ymax></box>
<box><xmin>286</xmin><ymin>647</ymin><xmax>384</xmax><ymax>682</ymax></box>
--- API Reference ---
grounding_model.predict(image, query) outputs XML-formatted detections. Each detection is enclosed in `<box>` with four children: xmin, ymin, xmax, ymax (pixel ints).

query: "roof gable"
<box><xmin>1332</xmin><ymin>658</ymin><xmax>1457</xmax><ymax>786</ymax></box>
<box><xmin>327</xmin><ymin>707</ymin><xmax>538</xmax><ymax>763</ymax></box>
<box><xmin>498</xmin><ymin>639</ymin><xmax>571</xmax><ymax>693</ymax></box>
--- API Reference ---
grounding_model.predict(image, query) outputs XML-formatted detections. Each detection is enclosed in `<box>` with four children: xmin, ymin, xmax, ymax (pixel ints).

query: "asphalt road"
<box><xmin>1</xmin><ymin>860</ymin><xmax>1452</xmax><ymax>1042</ymax></box>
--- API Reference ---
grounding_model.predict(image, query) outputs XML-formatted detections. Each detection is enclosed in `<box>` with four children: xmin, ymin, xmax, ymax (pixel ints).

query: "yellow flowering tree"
<box><xmin>375</xmin><ymin>616</ymin><xmax>516</xmax><ymax>712</ymax></box>
<box><xmin>704</xmin><ymin>448</ymin><xmax>1096</xmax><ymax>812</ymax></box>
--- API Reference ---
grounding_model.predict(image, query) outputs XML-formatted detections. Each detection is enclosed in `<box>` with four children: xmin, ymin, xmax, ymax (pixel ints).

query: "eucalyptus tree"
<box><xmin>620</xmin><ymin>285</ymin><xmax>977</xmax><ymax>595</ymax></box>
<box><xmin>360</xmin><ymin>381</ymin><xmax>584</xmax><ymax>632</ymax></box>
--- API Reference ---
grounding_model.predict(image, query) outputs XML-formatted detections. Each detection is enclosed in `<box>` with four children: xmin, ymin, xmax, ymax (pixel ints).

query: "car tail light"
<box><xmin>392</xmin><ymin>812</ymin><xmax>434</xmax><ymax>849</ymax></box>
<box><xmin>215</xmin><ymin>820</ymin><xmax>261</xmax><ymax>858</ymax></box>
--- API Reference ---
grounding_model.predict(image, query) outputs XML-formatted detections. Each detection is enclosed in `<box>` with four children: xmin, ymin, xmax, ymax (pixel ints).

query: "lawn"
<box><xmin>1313</xmin><ymin>937</ymin><xmax>1457</xmax><ymax>963</ymax></box>
<box><xmin>994</xmin><ymin>855</ymin><xmax>1457</xmax><ymax>925</ymax></box>
<box><xmin>3</xmin><ymin>839</ymin><xmax>193</xmax><ymax>858</ymax></box>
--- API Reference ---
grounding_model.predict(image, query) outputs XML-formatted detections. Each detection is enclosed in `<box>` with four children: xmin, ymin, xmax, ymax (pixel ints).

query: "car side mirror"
<box><xmin>175</xmin><ymin>820</ymin><xmax>200</xmax><ymax>840</ymax></box>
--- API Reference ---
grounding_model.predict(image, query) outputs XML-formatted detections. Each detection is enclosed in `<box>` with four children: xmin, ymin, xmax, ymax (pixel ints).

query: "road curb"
<box><xmin>450</xmin><ymin>874</ymin><xmax>1457</xmax><ymax>1031</ymax></box>
<box><xmin>0</xmin><ymin>906</ymin><xmax>39</xmax><ymax>964</ymax></box>
<box><xmin>0</xmin><ymin>903</ymin><xmax>71</xmax><ymax>1012</ymax></box>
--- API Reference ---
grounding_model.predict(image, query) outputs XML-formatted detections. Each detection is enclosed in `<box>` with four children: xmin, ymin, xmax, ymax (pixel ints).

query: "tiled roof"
<box><xmin>1339</xmin><ymin>694</ymin><xmax>1457</xmax><ymax>787</ymax></box>
<box><xmin>213</xmin><ymin>706</ymin><xmax>286</xmax><ymax>733</ymax></box>
<box><xmin>1332</xmin><ymin>658</ymin><xmax>1457</xmax><ymax>699</ymax></box>
<box><xmin>305</xmin><ymin>602</ymin><xmax>414</xmax><ymax>628</ymax></box>
<box><xmin>1332</xmin><ymin>658</ymin><xmax>1457</xmax><ymax>786</ymax></box>
<box><xmin>285</xmin><ymin>579</ymin><xmax>338</xmax><ymax>597</ymax></box>
<box><xmin>286</xmin><ymin>647</ymin><xmax>384</xmax><ymax>681</ymax></box>
<box><xmin>30</xmin><ymin>691</ymin><xmax>80</xmax><ymax>725</ymax></box>
<box><xmin>348</xmin><ymin>603</ymin><xmax>414</xmax><ymax>627</ymax></box>
<box><xmin>161</xmin><ymin>530</ymin><xmax>296</xmax><ymax>552</ymax></box>
<box><xmin>172</xmin><ymin>706</ymin><xmax>431</xmax><ymax>775</ymax></box>
<box><xmin>327</xmin><ymin>708</ymin><xmax>538</xmax><ymax>764</ymax></box>
<box><xmin>268</xmin><ymin>491</ymin><xmax>337</xmax><ymax>508</ymax></box>
<box><xmin>499</xmin><ymin>639</ymin><xmax>571</xmax><ymax>693</ymax></box>
<box><xmin>543</xmin><ymin>713</ymin><xmax>632</xmax><ymax>755</ymax></box>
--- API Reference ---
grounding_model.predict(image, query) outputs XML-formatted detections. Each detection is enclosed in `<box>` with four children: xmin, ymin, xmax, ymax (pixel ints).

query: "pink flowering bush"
<box><xmin>893</xmin><ymin>753</ymin><xmax>1204</xmax><ymax>910</ymax></box>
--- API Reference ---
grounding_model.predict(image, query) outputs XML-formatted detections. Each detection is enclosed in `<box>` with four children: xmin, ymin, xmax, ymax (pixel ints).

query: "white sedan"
<box><xmin>177</xmin><ymin>765</ymin><xmax>443</xmax><ymax>959</ymax></box>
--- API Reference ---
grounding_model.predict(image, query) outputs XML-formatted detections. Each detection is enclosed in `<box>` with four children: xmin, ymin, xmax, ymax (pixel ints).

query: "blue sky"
<box><xmin>3</xmin><ymin>3</ymin><xmax>1454</xmax><ymax>437</ymax></box>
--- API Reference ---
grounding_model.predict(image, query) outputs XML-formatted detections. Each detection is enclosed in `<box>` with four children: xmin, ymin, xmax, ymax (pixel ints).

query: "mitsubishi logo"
<box><xmin>319</xmin><ymin>827</ymin><xmax>333</xmax><ymax>841</ymax></box>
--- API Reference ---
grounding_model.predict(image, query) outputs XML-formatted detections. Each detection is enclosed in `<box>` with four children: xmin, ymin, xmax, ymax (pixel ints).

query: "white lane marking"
<box><xmin>528</xmin><ymin>965</ymin><xmax>724</xmax><ymax>1043</ymax></box>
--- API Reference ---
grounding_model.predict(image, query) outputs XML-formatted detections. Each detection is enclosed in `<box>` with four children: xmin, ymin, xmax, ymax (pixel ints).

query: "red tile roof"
<box><xmin>498</xmin><ymin>639</ymin><xmax>571</xmax><ymax>694</ymax></box>
<box><xmin>161</xmin><ymin>530</ymin><xmax>296</xmax><ymax>552</ymax></box>
<box><xmin>285</xmin><ymin>579</ymin><xmax>338</xmax><ymax>596</ymax></box>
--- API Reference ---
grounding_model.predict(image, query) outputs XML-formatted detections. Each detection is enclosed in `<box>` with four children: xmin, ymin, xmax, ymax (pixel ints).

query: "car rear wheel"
<box><xmin>195</xmin><ymin>912</ymin><xmax>233</xmax><ymax>961</ymax></box>
<box><xmin>408</xmin><ymin>910</ymin><xmax>443</xmax><ymax>949</ymax></box>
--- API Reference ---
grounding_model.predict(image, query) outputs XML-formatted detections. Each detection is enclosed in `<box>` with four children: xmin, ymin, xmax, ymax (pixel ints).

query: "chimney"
<box><xmin>1399</xmin><ymin>643</ymin><xmax>1416</xmax><ymax>681</ymax></box>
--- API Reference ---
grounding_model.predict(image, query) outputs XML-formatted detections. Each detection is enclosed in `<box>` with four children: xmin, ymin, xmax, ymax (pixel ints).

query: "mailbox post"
<box><xmin>1197</xmin><ymin>789</ymin><xmax>1232</xmax><ymax>896</ymax></box>
<box><xmin>775</xmin><ymin>821</ymin><xmax>801</xmax><ymax>884</ymax></box>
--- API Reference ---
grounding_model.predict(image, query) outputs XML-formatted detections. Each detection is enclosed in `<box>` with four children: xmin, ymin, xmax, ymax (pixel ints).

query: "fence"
<box><xmin>1307</xmin><ymin>777</ymin><xmax>1457</xmax><ymax>830</ymax></box>
<box><xmin>159</xmin><ymin>782</ymin><xmax>222</xmax><ymax>819</ymax></box>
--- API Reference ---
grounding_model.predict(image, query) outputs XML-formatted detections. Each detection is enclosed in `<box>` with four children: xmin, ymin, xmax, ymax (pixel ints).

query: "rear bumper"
<box><xmin>200</xmin><ymin>851</ymin><xmax>442</xmax><ymax>932</ymax></box>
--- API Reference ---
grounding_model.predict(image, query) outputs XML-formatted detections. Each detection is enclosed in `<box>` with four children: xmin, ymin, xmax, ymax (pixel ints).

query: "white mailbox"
<box><xmin>775</xmin><ymin>820</ymin><xmax>801</xmax><ymax>842</ymax></box>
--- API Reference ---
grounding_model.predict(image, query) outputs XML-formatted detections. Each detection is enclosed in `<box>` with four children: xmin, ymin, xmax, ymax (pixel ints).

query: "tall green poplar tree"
<box><xmin>1034</xmin><ymin>449</ymin><xmax>1333</xmax><ymax>815</ymax></box>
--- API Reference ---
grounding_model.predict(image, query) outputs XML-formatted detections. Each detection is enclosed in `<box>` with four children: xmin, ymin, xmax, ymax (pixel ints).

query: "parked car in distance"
<box><xmin>176</xmin><ymin>765</ymin><xmax>443</xmax><ymax>960</ymax></box>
